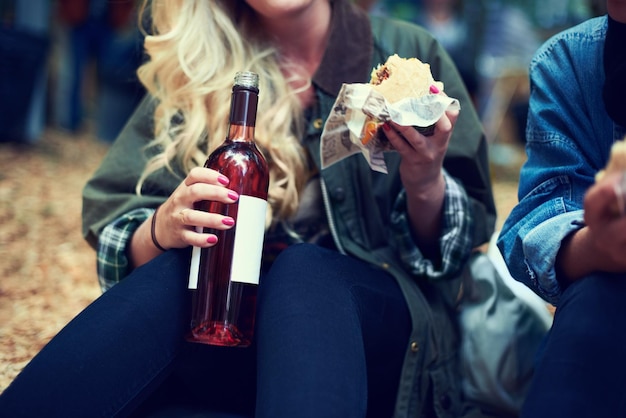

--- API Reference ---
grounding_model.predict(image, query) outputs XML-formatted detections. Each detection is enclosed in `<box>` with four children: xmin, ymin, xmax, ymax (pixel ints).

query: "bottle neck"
<box><xmin>227</xmin><ymin>86</ymin><xmax>258</xmax><ymax>142</ymax></box>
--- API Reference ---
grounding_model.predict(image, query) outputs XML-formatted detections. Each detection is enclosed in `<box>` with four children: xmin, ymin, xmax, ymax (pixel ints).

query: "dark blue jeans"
<box><xmin>521</xmin><ymin>273</ymin><xmax>626</xmax><ymax>418</ymax></box>
<box><xmin>0</xmin><ymin>244</ymin><xmax>411</xmax><ymax>417</ymax></box>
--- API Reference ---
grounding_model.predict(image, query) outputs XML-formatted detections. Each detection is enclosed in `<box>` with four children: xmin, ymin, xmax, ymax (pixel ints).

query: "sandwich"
<box><xmin>360</xmin><ymin>54</ymin><xmax>444</xmax><ymax>144</ymax></box>
<box><xmin>370</xmin><ymin>54</ymin><xmax>443</xmax><ymax>103</ymax></box>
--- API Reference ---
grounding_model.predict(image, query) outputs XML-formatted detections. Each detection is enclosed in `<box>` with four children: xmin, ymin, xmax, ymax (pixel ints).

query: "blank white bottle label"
<box><xmin>187</xmin><ymin>196</ymin><xmax>267</xmax><ymax>289</ymax></box>
<box><xmin>231</xmin><ymin>195</ymin><xmax>267</xmax><ymax>284</ymax></box>
<box><xmin>188</xmin><ymin>240</ymin><xmax>201</xmax><ymax>289</ymax></box>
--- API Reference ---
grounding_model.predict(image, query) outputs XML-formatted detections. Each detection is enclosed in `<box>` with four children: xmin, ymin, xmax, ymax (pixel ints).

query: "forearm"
<box><xmin>405</xmin><ymin>171</ymin><xmax>446</xmax><ymax>259</ymax></box>
<box><xmin>129</xmin><ymin>214</ymin><xmax>164</xmax><ymax>269</ymax></box>
<box><xmin>558</xmin><ymin>170</ymin><xmax>626</xmax><ymax>282</ymax></box>
<box><xmin>555</xmin><ymin>227</ymin><xmax>597</xmax><ymax>283</ymax></box>
<box><xmin>391</xmin><ymin>172</ymin><xmax>472</xmax><ymax>280</ymax></box>
<box><xmin>556</xmin><ymin>226</ymin><xmax>623</xmax><ymax>283</ymax></box>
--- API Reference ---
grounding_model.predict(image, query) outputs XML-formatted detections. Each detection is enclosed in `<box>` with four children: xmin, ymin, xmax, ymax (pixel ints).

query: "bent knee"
<box><xmin>554</xmin><ymin>273</ymin><xmax>626</xmax><ymax>347</ymax></box>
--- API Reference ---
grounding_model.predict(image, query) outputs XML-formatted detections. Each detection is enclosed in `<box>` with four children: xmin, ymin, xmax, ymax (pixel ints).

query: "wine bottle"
<box><xmin>187</xmin><ymin>71</ymin><xmax>269</xmax><ymax>347</ymax></box>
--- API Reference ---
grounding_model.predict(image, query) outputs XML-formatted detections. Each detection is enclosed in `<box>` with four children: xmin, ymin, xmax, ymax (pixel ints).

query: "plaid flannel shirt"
<box><xmin>96</xmin><ymin>173</ymin><xmax>471</xmax><ymax>292</ymax></box>
<box><xmin>390</xmin><ymin>173</ymin><xmax>472</xmax><ymax>280</ymax></box>
<box><xmin>96</xmin><ymin>208</ymin><xmax>153</xmax><ymax>292</ymax></box>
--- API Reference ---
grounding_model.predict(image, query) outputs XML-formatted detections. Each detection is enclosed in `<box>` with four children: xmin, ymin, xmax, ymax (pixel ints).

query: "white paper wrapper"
<box><xmin>320</xmin><ymin>83</ymin><xmax>460</xmax><ymax>173</ymax></box>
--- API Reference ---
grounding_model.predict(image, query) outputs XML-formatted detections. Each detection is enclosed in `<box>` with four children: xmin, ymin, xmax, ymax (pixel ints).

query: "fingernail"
<box><xmin>382</xmin><ymin>122</ymin><xmax>390</xmax><ymax>131</ymax></box>
<box><xmin>218</xmin><ymin>175</ymin><xmax>229</xmax><ymax>185</ymax></box>
<box><xmin>430</xmin><ymin>84</ymin><xmax>440</xmax><ymax>94</ymax></box>
<box><xmin>207</xmin><ymin>235</ymin><xmax>218</xmax><ymax>244</ymax></box>
<box><xmin>227</xmin><ymin>191</ymin><xmax>239</xmax><ymax>200</ymax></box>
<box><xmin>222</xmin><ymin>217</ymin><xmax>235</xmax><ymax>226</ymax></box>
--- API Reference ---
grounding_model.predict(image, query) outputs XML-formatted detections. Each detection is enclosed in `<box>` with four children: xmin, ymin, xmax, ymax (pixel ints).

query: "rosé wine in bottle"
<box><xmin>187</xmin><ymin>71</ymin><xmax>269</xmax><ymax>347</ymax></box>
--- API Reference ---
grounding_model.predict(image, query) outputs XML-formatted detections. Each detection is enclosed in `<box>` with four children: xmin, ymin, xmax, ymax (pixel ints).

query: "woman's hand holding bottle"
<box><xmin>381</xmin><ymin>107</ymin><xmax>459</xmax><ymax>252</ymax></box>
<box><xmin>154</xmin><ymin>167</ymin><xmax>240</xmax><ymax>250</ymax></box>
<box><xmin>128</xmin><ymin>167</ymin><xmax>239</xmax><ymax>268</ymax></box>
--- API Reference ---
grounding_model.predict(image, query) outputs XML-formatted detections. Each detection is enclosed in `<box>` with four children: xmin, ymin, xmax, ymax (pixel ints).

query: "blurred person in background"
<box><xmin>529</xmin><ymin>0</ymin><xmax>592</xmax><ymax>36</ymax></box>
<box><xmin>358</xmin><ymin>0</ymin><xmax>480</xmax><ymax>102</ymax></box>
<box><xmin>415</xmin><ymin>0</ymin><xmax>477</xmax><ymax>98</ymax></box>
<box><xmin>356</xmin><ymin>0</ymin><xmax>541</xmax><ymax>144</ymax></box>
<box><xmin>53</xmin><ymin>0</ymin><xmax>145</xmax><ymax>143</ymax></box>
<box><xmin>0</xmin><ymin>0</ymin><xmax>51</xmax><ymax>144</ymax></box>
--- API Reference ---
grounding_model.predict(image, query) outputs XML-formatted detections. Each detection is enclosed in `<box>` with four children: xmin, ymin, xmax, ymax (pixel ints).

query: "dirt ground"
<box><xmin>0</xmin><ymin>129</ymin><xmax>106</xmax><ymax>392</ymax></box>
<box><xmin>0</xmin><ymin>127</ymin><xmax>524</xmax><ymax>393</ymax></box>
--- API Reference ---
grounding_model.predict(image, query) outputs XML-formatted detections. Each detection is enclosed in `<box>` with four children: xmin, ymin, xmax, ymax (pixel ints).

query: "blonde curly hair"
<box><xmin>136</xmin><ymin>0</ymin><xmax>311</xmax><ymax>225</ymax></box>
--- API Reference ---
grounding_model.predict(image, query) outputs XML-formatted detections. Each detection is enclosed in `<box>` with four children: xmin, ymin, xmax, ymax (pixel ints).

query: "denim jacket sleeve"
<box><xmin>497</xmin><ymin>16</ymin><xmax>624</xmax><ymax>306</ymax></box>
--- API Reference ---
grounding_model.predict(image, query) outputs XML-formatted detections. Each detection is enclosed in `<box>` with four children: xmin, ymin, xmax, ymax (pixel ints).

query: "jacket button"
<box><xmin>332</xmin><ymin>187</ymin><xmax>346</xmax><ymax>201</ymax></box>
<box><xmin>313</xmin><ymin>118</ymin><xmax>324</xmax><ymax>129</ymax></box>
<box><xmin>440</xmin><ymin>394</ymin><xmax>452</xmax><ymax>410</ymax></box>
<box><xmin>410</xmin><ymin>341</ymin><xmax>419</xmax><ymax>352</ymax></box>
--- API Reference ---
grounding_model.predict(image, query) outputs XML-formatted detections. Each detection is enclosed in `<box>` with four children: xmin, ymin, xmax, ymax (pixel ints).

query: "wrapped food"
<box><xmin>595</xmin><ymin>137</ymin><xmax>626</xmax><ymax>216</ymax></box>
<box><xmin>368</xmin><ymin>54</ymin><xmax>444</xmax><ymax>138</ymax></box>
<box><xmin>320</xmin><ymin>54</ymin><xmax>460</xmax><ymax>173</ymax></box>
<box><xmin>595</xmin><ymin>138</ymin><xmax>626</xmax><ymax>182</ymax></box>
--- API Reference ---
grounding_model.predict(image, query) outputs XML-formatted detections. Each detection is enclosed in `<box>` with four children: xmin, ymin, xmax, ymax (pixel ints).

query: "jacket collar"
<box><xmin>313</xmin><ymin>0</ymin><xmax>373</xmax><ymax>96</ymax></box>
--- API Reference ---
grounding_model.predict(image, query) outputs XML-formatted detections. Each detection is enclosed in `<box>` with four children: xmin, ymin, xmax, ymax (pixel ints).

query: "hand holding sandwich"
<box><xmin>383</xmin><ymin>102</ymin><xmax>459</xmax><ymax>256</ymax></box>
<box><xmin>556</xmin><ymin>138</ymin><xmax>626</xmax><ymax>282</ymax></box>
<box><xmin>320</xmin><ymin>54</ymin><xmax>459</xmax><ymax>173</ymax></box>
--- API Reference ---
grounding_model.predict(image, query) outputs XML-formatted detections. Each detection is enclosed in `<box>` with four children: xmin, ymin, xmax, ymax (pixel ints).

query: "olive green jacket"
<box><xmin>82</xmin><ymin>2</ymin><xmax>496</xmax><ymax>416</ymax></box>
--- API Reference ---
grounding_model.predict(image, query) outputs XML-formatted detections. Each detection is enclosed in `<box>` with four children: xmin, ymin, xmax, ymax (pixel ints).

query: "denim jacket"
<box><xmin>497</xmin><ymin>16</ymin><xmax>626</xmax><ymax>306</ymax></box>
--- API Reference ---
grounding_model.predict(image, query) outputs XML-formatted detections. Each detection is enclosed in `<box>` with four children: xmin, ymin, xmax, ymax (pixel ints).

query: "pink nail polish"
<box><xmin>218</xmin><ymin>175</ymin><xmax>229</xmax><ymax>185</ymax></box>
<box><xmin>222</xmin><ymin>217</ymin><xmax>235</xmax><ymax>226</ymax></box>
<box><xmin>227</xmin><ymin>191</ymin><xmax>239</xmax><ymax>200</ymax></box>
<box><xmin>430</xmin><ymin>84</ymin><xmax>440</xmax><ymax>94</ymax></box>
<box><xmin>207</xmin><ymin>235</ymin><xmax>218</xmax><ymax>244</ymax></box>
